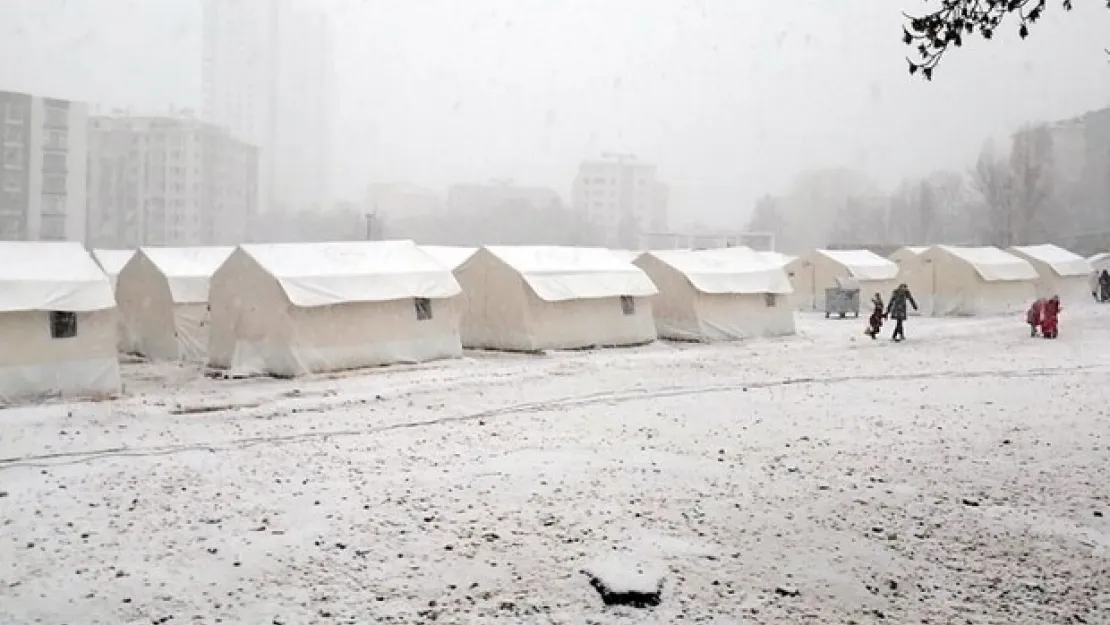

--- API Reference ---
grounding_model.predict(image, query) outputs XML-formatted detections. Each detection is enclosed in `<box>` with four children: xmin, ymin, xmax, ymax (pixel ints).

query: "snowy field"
<box><xmin>2</xmin><ymin>308</ymin><xmax>1109</xmax><ymax>624</ymax></box>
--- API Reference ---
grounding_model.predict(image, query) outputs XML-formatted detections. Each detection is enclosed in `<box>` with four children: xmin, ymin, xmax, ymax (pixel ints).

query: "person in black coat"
<box><xmin>885</xmin><ymin>283</ymin><xmax>918</xmax><ymax>342</ymax></box>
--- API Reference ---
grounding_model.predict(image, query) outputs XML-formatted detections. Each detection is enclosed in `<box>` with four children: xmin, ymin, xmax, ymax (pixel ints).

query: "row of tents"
<box><xmin>0</xmin><ymin>240</ymin><xmax>1102</xmax><ymax>405</ymax></box>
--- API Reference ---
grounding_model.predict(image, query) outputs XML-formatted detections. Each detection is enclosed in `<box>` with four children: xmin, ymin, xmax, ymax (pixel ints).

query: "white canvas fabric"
<box><xmin>207</xmin><ymin>241</ymin><xmax>464</xmax><ymax>377</ymax></box>
<box><xmin>920</xmin><ymin>246</ymin><xmax>1037</xmax><ymax>316</ymax></box>
<box><xmin>1008</xmin><ymin>244</ymin><xmax>1092</xmax><ymax>301</ymax></box>
<box><xmin>1089</xmin><ymin>252</ymin><xmax>1110</xmax><ymax>271</ymax></box>
<box><xmin>635</xmin><ymin>248</ymin><xmax>795</xmax><ymax>341</ymax></box>
<box><xmin>421</xmin><ymin>245</ymin><xmax>480</xmax><ymax>271</ymax></box>
<box><xmin>116</xmin><ymin>246</ymin><xmax>233</xmax><ymax>361</ymax></box>
<box><xmin>236</xmin><ymin>240</ymin><xmax>460</xmax><ymax>307</ymax></box>
<box><xmin>91</xmin><ymin>249</ymin><xmax>135</xmax><ymax>291</ymax></box>
<box><xmin>0</xmin><ymin>241</ymin><xmax>117</xmax><ymax>312</ymax></box>
<box><xmin>455</xmin><ymin>246</ymin><xmax>658</xmax><ymax>351</ymax></box>
<box><xmin>787</xmin><ymin>249</ymin><xmax>900</xmax><ymax>311</ymax></box>
<box><xmin>484</xmin><ymin>245</ymin><xmax>658</xmax><ymax>302</ymax></box>
<box><xmin>816</xmin><ymin>249</ymin><xmax>900</xmax><ymax>281</ymax></box>
<box><xmin>758</xmin><ymin>251</ymin><xmax>797</xmax><ymax>268</ymax></box>
<box><xmin>0</xmin><ymin>243</ymin><xmax>120</xmax><ymax>404</ymax></box>
<box><xmin>140</xmin><ymin>246</ymin><xmax>235</xmax><ymax>304</ymax></box>
<box><xmin>608</xmin><ymin>249</ymin><xmax>644</xmax><ymax>262</ymax></box>
<box><xmin>888</xmin><ymin>247</ymin><xmax>933</xmax><ymax>316</ymax></box>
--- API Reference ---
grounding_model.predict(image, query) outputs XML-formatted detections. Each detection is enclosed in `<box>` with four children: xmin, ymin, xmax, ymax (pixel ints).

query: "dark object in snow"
<box><xmin>961</xmin><ymin>498</ymin><xmax>981</xmax><ymax>507</ymax></box>
<box><xmin>774</xmin><ymin>585</ymin><xmax>800</xmax><ymax>598</ymax></box>
<box><xmin>582</xmin><ymin>560</ymin><xmax>664</xmax><ymax>608</ymax></box>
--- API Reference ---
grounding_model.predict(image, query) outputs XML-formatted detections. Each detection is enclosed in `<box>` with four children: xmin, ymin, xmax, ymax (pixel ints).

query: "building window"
<box><xmin>42</xmin><ymin>151</ymin><xmax>67</xmax><ymax>173</ymax></box>
<box><xmin>44</xmin><ymin>130</ymin><xmax>67</xmax><ymax>150</ymax></box>
<box><xmin>49</xmin><ymin>311</ymin><xmax>77</xmax><ymax>339</ymax></box>
<box><xmin>3</xmin><ymin>125</ymin><xmax>23</xmax><ymax>143</ymax></box>
<box><xmin>414</xmin><ymin>297</ymin><xmax>433</xmax><ymax>321</ymax></box>
<box><xmin>41</xmin><ymin>194</ymin><xmax>66</xmax><ymax>215</ymax></box>
<box><xmin>620</xmin><ymin>295</ymin><xmax>635</xmax><ymax>315</ymax></box>
<box><xmin>43</xmin><ymin>106</ymin><xmax>68</xmax><ymax>129</ymax></box>
<box><xmin>42</xmin><ymin>173</ymin><xmax>66</xmax><ymax>194</ymax></box>
<box><xmin>764</xmin><ymin>293</ymin><xmax>777</xmax><ymax>307</ymax></box>
<box><xmin>2</xmin><ymin>171</ymin><xmax>20</xmax><ymax>192</ymax></box>
<box><xmin>2</xmin><ymin>146</ymin><xmax>22</xmax><ymax>167</ymax></box>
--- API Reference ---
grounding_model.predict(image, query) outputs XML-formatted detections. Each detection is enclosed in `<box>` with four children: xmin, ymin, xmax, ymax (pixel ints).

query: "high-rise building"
<box><xmin>0</xmin><ymin>90</ymin><xmax>88</xmax><ymax>242</ymax></box>
<box><xmin>571</xmin><ymin>154</ymin><xmax>669</xmax><ymax>248</ymax></box>
<box><xmin>201</xmin><ymin>0</ymin><xmax>332</xmax><ymax>213</ymax></box>
<box><xmin>87</xmin><ymin>114</ymin><xmax>257</xmax><ymax>248</ymax></box>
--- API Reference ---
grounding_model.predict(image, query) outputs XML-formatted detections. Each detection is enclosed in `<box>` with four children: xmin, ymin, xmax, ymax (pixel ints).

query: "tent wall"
<box><xmin>1018</xmin><ymin>256</ymin><xmax>1090</xmax><ymax>302</ymax></box>
<box><xmin>888</xmin><ymin>249</ymin><xmax>934</xmax><ymax>316</ymax></box>
<box><xmin>209</xmin><ymin>251</ymin><xmax>462</xmax><ymax>377</ymax></box>
<box><xmin>928</xmin><ymin>251</ymin><xmax>1035</xmax><ymax>316</ymax></box>
<box><xmin>635</xmin><ymin>254</ymin><xmax>794</xmax><ymax>341</ymax></box>
<box><xmin>456</xmin><ymin>250</ymin><xmax>656</xmax><ymax>351</ymax></box>
<box><xmin>789</xmin><ymin>252</ymin><xmax>898</xmax><ymax>311</ymax></box>
<box><xmin>0</xmin><ymin>310</ymin><xmax>121</xmax><ymax>404</ymax></box>
<box><xmin>117</xmin><ymin>252</ymin><xmax>216</xmax><ymax>361</ymax></box>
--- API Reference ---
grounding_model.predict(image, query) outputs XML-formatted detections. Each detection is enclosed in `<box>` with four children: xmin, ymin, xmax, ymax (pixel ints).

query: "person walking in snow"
<box><xmin>1026</xmin><ymin>297</ymin><xmax>1046</xmax><ymax>337</ymax></box>
<box><xmin>865</xmin><ymin>292</ymin><xmax>884</xmax><ymax>339</ymax></box>
<box><xmin>1041</xmin><ymin>295</ymin><xmax>1061</xmax><ymax>339</ymax></box>
<box><xmin>884</xmin><ymin>283</ymin><xmax>917</xmax><ymax>342</ymax></box>
<box><xmin>1099</xmin><ymin>270</ymin><xmax>1110</xmax><ymax>303</ymax></box>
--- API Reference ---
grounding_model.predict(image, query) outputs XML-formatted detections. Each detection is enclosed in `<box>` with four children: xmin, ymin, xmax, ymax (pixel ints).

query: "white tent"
<box><xmin>0</xmin><ymin>242</ymin><xmax>121</xmax><ymax>404</ymax></box>
<box><xmin>91</xmin><ymin>249</ymin><xmax>134</xmax><ymax>291</ymax></box>
<box><xmin>634</xmin><ymin>247</ymin><xmax>795</xmax><ymax>341</ymax></box>
<box><xmin>1090</xmin><ymin>253</ymin><xmax>1110</xmax><ymax>299</ymax></box>
<box><xmin>608</xmin><ymin>249</ymin><xmax>645</xmax><ymax>262</ymax></box>
<box><xmin>208</xmin><ymin>240</ymin><xmax>463</xmax><ymax>377</ymax></box>
<box><xmin>888</xmin><ymin>246</ymin><xmax>933</xmax><ymax>315</ymax></box>
<box><xmin>786</xmin><ymin>249</ymin><xmax>900</xmax><ymax>311</ymax></box>
<box><xmin>1008</xmin><ymin>244</ymin><xmax>1092</xmax><ymax>302</ymax></box>
<box><xmin>455</xmin><ymin>246</ymin><xmax>659</xmax><ymax>351</ymax></box>
<box><xmin>116</xmin><ymin>246</ymin><xmax>234</xmax><ymax>361</ymax></box>
<box><xmin>920</xmin><ymin>246</ymin><xmax>1038</xmax><ymax>316</ymax></box>
<box><xmin>421</xmin><ymin>245</ymin><xmax>478</xmax><ymax>270</ymax></box>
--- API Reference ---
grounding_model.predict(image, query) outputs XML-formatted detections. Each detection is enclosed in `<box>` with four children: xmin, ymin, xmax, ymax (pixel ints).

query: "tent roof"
<box><xmin>815</xmin><ymin>249</ymin><xmax>899</xmax><ymax>281</ymax></box>
<box><xmin>134</xmin><ymin>246</ymin><xmax>235</xmax><ymax>304</ymax></box>
<box><xmin>1090</xmin><ymin>252</ymin><xmax>1110</xmax><ymax>271</ymax></box>
<box><xmin>644</xmin><ymin>248</ymin><xmax>793</xmax><ymax>295</ymax></box>
<box><xmin>239</xmin><ymin>240</ymin><xmax>461</xmax><ymax>307</ymax></box>
<box><xmin>1009</xmin><ymin>244</ymin><xmax>1091</xmax><ymax>277</ymax></box>
<box><xmin>0</xmin><ymin>241</ymin><xmax>115</xmax><ymax>312</ymax></box>
<box><xmin>608</xmin><ymin>249</ymin><xmax>644</xmax><ymax>262</ymax></box>
<box><xmin>933</xmin><ymin>245</ymin><xmax>1039</xmax><ymax>282</ymax></box>
<box><xmin>484</xmin><ymin>245</ymin><xmax>658</xmax><ymax>302</ymax></box>
<box><xmin>758</xmin><ymin>250</ymin><xmax>796</xmax><ymax>268</ymax></box>
<box><xmin>421</xmin><ymin>245</ymin><xmax>478</xmax><ymax>270</ymax></box>
<box><xmin>91</xmin><ymin>248</ymin><xmax>134</xmax><ymax>277</ymax></box>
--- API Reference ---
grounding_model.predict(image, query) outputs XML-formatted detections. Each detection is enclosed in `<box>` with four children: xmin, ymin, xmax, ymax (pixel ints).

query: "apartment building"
<box><xmin>571</xmin><ymin>155</ymin><xmax>669</xmax><ymax>248</ymax></box>
<box><xmin>87</xmin><ymin>114</ymin><xmax>258</xmax><ymax>248</ymax></box>
<box><xmin>202</xmin><ymin>0</ymin><xmax>333</xmax><ymax>212</ymax></box>
<box><xmin>0</xmin><ymin>90</ymin><xmax>88</xmax><ymax>241</ymax></box>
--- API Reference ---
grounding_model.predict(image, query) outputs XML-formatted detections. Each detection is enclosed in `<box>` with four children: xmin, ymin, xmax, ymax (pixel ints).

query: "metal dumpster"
<box><xmin>824</xmin><ymin>277</ymin><xmax>860</xmax><ymax>318</ymax></box>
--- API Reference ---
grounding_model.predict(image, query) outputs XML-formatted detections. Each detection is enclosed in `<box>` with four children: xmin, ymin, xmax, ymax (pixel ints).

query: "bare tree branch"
<box><xmin>902</xmin><ymin>0</ymin><xmax>1088</xmax><ymax>80</ymax></box>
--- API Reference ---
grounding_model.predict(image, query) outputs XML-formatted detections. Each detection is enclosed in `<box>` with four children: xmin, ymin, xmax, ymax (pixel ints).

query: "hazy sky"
<box><xmin>2</xmin><ymin>0</ymin><xmax>1109</xmax><ymax>226</ymax></box>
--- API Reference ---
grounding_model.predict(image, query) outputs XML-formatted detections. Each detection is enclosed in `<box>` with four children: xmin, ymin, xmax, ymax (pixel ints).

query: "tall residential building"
<box><xmin>87</xmin><ymin>114</ymin><xmax>258</xmax><ymax>248</ymax></box>
<box><xmin>0</xmin><ymin>90</ymin><xmax>88</xmax><ymax>241</ymax></box>
<box><xmin>201</xmin><ymin>0</ymin><xmax>332</xmax><ymax>213</ymax></box>
<box><xmin>571</xmin><ymin>155</ymin><xmax>669</xmax><ymax>248</ymax></box>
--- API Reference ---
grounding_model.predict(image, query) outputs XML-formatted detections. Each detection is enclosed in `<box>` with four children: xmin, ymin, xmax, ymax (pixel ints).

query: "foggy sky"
<box><xmin>1</xmin><ymin>0</ymin><xmax>1109</xmax><ymax>227</ymax></box>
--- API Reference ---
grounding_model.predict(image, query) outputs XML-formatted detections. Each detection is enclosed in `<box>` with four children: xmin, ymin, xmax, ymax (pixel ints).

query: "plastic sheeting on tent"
<box><xmin>920</xmin><ymin>245</ymin><xmax>1038</xmax><ymax>316</ymax></box>
<box><xmin>91</xmin><ymin>249</ymin><xmax>135</xmax><ymax>291</ymax></box>
<box><xmin>634</xmin><ymin>247</ymin><xmax>796</xmax><ymax>341</ymax></box>
<box><xmin>888</xmin><ymin>246</ymin><xmax>933</xmax><ymax>316</ymax></box>
<box><xmin>0</xmin><ymin>241</ymin><xmax>121</xmax><ymax>405</ymax></box>
<box><xmin>1008</xmin><ymin>244</ymin><xmax>1092</xmax><ymax>302</ymax></box>
<box><xmin>208</xmin><ymin>240</ymin><xmax>463</xmax><ymax>377</ymax></box>
<box><xmin>786</xmin><ymin>249</ymin><xmax>900</xmax><ymax>311</ymax></box>
<box><xmin>421</xmin><ymin>245</ymin><xmax>479</xmax><ymax>271</ymax></box>
<box><xmin>116</xmin><ymin>246</ymin><xmax>234</xmax><ymax>361</ymax></box>
<box><xmin>455</xmin><ymin>246</ymin><xmax>659</xmax><ymax>351</ymax></box>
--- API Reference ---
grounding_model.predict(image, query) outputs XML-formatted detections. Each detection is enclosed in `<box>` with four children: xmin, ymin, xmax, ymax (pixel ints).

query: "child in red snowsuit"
<box><xmin>1026</xmin><ymin>298</ymin><xmax>1045</xmax><ymax>337</ymax></box>
<box><xmin>1041</xmin><ymin>295</ymin><xmax>1061</xmax><ymax>339</ymax></box>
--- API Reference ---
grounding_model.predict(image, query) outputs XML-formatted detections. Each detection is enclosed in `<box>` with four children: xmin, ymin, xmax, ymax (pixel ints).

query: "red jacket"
<box><xmin>1026</xmin><ymin>299</ymin><xmax>1045</xmax><ymax>325</ymax></box>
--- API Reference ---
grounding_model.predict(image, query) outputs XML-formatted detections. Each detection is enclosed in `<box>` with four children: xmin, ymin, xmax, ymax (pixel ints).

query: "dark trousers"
<box><xmin>892</xmin><ymin>318</ymin><xmax>905</xmax><ymax>341</ymax></box>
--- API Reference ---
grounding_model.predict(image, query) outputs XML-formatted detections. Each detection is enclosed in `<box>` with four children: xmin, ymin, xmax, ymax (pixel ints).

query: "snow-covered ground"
<box><xmin>2</xmin><ymin>308</ymin><xmax>1109</xmax><ymax>624</ymax></box>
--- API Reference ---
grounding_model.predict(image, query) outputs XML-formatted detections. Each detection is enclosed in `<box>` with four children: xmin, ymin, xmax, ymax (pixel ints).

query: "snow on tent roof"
<box><xmin>608</xmin><ymin>249</ymin><xmax>644</xmax><ymax>262</ymax></box>
<box><xmin>239</xmin><ymin>240</ymin><xmax>461</xmax><ymax>307</ymax></box>
<box><xmin>646</xmin><ymin>248</ymin><xmax>793</xmax><ymax>295</ymax></box>
<box><xmin>92</xmin><ymin>248</ymin><xmax>134</xmax><ymax>277</ymax></box>
<box><xmin>935</xmin><ymin>245</ymin><xmax>1038</xmax><ymax>282</ymax></box>
<box><xmin>816</xmin><ymin>249</ymin><xmax>899</xmax><ymax>281</ymax></box>
<box><xmin>484</xmin><ymin>245</ymin><xmax>659</xmax><ymax>302</ymax></box>
<box><xmin>421</xmin><ymin>245</ymin><xmax>478</xmax><ymax>270</ymax></box>
<box><xmin>0</xmin><ymin>241</ymin><xmax>115</xmax><ymax>313</ymax></box>
<box><xmin>758</xmin><ymin>250</ymin><xmax>796</xmax><ymax>268</ymax></box>
<box><xmin>1009</xmin><ymin>244</ymin><xmax>1092</xmax><ymax>277</ymax></box>
<box><xmin>137</xmin><ymin>246</ymin><xmax>235</xmax><ymax>304</ymax></box>
<box><xmin>1090</xmin><ymin>252</ymin><xmax>1110</xmax><ymax>264</ymax></box>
